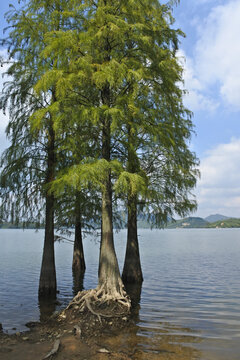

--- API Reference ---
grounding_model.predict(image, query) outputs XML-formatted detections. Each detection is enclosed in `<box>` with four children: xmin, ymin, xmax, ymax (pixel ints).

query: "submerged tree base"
<box><xmin>38</xmin><ymin>288</ymin><xmax>57</xmax><ymax>300</ymax></box>
<box><xmin>61</xmin><ymin>286</ymin><xmax>131</xmax><ymax>324</ymax></box>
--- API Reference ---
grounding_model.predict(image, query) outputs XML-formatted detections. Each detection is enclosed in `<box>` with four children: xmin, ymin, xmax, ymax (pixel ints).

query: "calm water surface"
<box><xmin>1</xmin><ymin>228</ymin><xmax>240</xmax><ymax>359</ymax></box>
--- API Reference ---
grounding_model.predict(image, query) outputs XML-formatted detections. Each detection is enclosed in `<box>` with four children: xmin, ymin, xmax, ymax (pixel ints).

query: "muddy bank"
<box><xmin>0</xmin><ymin>313</ymin><xmax>131</xmax><ymax>360</ymax></box>
<box><xmin>0</xmin><ymin>308</ymin><xmax>200</xmax><ymax>360</ymax></box>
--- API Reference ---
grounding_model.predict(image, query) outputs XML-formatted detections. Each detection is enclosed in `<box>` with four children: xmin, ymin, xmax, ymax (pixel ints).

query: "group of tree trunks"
<box><xmin>0</xmin><ymin>0</ymin><xmax>199</xmax><ymax>311</ymax></box>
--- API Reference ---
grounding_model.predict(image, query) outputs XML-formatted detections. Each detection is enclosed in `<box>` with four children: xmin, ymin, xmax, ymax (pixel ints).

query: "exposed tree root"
<box><xmin>63</xmin><ymin>284</ymin><xmax>131</xmax><ymax>322</ymax></box>
<box><xmin>42</xmin><ymin>339</ymin><xmax>61</xmax><ymax>359</ymax></box>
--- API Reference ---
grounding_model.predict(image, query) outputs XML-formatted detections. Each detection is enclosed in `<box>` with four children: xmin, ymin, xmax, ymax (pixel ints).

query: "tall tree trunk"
<box><xmin>72</xmin><ymin>270</ymin><xmax>84</xmax><ymax>296</ymax></box>
<box><xmin>124</xmin><ymin>280</ymin><xmax>142</xmax><ymax>311</ymax></box>
<box><xmin>98</xmin><ymin>171</ymin><xmax>123</xmax><ymax>295</ymax></box>
<box><xmin>122</xmin><ymin>194</ymin><xmax>143</xmax><ymax>283</ymax></box>
<box><xmin>38</xmin><ymin>116</ymin><xmax>56</xmax><ymax>298</ymax></box>
<box><xmin>122</xmin><ymin>124</ymin><xmax>143</xmax><ymax>284</ymax></box>
<box><xmin>98</xmin><ymin>96</ymin><xmax>124</xmax><ymax>296</ymax></box>
<box><xmin>72</xmin><ymin>193</ymin><xmax>86</xmax><ymax>275</ymax></box>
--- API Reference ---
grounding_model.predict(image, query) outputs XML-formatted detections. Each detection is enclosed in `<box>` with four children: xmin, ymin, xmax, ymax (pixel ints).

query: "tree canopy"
<box><xmin>0</xmin><ymin>0</ymin><xmax>199</xmax><ymax>307</ymax></box>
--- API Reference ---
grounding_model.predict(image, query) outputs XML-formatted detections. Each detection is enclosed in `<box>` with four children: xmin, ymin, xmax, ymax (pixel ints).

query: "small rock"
<box><xmin>98</xmin><ymin>348</ymin><xmax>110</xmax><ymax>354</ymax></box>
<box><xmin>122</xmin><ymin>317</ymin><xmax>127</xmax><ymax>321</ymax></box>
<box><xmin>59</xmin><ymin>313</ymin><xmax>66</xmax><ymax>320</ymax></box>
<box><xmin>109</xmin><ymin>321</ymin><xmax>113</xmax><ymax>326</ymax></box>
<box><xmin>25</xmin><ymin>322</ymin><xmax>37</xmax><ymax>328</ymax></box>
<box><xmin>22</xmin><ymin>337</ymin><xmax>29</xmax><ymax>341</ymax></box>
<box><xmin>73</xmin><ymin>325</ymin><xmax>81</xmax><ymax>338</ymax></box>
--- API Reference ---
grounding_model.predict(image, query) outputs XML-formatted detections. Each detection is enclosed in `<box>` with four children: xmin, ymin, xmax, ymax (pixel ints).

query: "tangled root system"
<box><xmin>62</xmin><ymin>284</ymin><xmax>131</xmax><ymax>323</ymax></box>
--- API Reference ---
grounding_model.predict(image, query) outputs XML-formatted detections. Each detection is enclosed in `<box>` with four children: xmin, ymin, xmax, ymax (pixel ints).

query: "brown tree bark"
<box><xmin>72</xmin><ymin>193</ymin><xmax>86</xmax><ymax>275</ymax></box>
<box><xmin>98</xmin><ymin>87</ymin><xmax>125</xmax><ymax>296</ymax></box>
<box><xmin>38</xmin><ymin>116</ymin><xmax>57</xmax><ymax>298</ymax></box>
<box><xmin>122</xmin><ymin>124</ymin><xmax>143</xmax><ymax>284</ymax></box>
<box><xmin>98</xmin><ymin>170</ymin><xmax>123</xmax><ymax>295</ymax></box>
<box><xmin>122</xmin><ymin>194</ymin><xmax>143</xmax><ymax>284</ymax></box>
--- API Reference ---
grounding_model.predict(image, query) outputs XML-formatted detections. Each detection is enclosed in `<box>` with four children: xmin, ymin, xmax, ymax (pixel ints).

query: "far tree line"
<box><xmin>0</xmin><ymin>0</ymin><xmax>199</xmax><ymax>307</ymax></box>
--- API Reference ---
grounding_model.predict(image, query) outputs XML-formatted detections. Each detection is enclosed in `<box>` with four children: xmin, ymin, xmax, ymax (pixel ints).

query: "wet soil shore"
<box><xmin>0</xmin><ymin>309</ymin><xmax>200</xmax><ymax>360</ymax></box>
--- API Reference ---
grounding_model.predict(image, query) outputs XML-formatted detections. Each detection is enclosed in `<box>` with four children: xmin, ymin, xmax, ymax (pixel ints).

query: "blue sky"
<box><xmin>1</xmin><ymin>0</ymin><xmax>240</xmax><ymax>218</ymax></box>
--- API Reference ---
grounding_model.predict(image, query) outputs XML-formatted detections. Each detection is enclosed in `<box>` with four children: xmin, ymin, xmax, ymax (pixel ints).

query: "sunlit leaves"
<box><xmin>1</xmin><ymin>0</ymin><xmax>199</xmax><ymax>230</ymax></box>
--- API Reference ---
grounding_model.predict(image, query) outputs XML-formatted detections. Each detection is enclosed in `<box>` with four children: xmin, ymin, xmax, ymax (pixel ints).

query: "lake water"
<box><xmin>1</xmin><ymin>228</ymin><xmax>240</xmax><ymax>359</ymax></box>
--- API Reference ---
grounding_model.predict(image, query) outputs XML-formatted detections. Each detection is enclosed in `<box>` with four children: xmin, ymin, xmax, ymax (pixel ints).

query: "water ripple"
<box><xmin>1</xmin><ymin>229</ymin><xmax>240</xmax><ymax>359</ymax></box>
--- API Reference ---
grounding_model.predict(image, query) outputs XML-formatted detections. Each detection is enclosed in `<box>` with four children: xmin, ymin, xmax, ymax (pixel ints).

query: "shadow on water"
<box><xmin>38</xmin><ymin>298</ymin><xmax>57</xmax><ymax>322</ymax></box>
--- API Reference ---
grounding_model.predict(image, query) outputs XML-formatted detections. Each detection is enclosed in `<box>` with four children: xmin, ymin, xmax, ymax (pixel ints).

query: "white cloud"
<box><xmin>178</xmin><ymin>1</ymin><xmax>240</xmax><ymax>112</ymax></box>
<box><xmin>195</xmin><ymin>0</ymin><xmax>240</xmax><ymax>109</ymax></box>
<box><xmin>177</xmin><ymin>50</ymin><xmax>218</xmax><ymax>112</ymax></box>
<box><xmin>196</xmin><ymin>138</ymin><xmax>240</xmax><ymax>217</ymax></box>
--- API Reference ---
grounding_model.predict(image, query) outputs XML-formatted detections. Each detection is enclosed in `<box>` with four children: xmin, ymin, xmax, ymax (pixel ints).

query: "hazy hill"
<box><xmin>2</xmin><ymin>215</ymin><xmax>240</xmax><ymax>230</ymax></box>
<box><xmin>207</xmin><ymin>218</ymin><xmax>240</xmax><ymax>228</ymax></box>
<box><xmin>166</xmin><ymin>217</ymin><xmax>208</xmax><ymax>229</ymax></box>
<box><xmin>204</xmin><ymin>214</ymin><xmax>230</xmax><ymax>223</ymax></box>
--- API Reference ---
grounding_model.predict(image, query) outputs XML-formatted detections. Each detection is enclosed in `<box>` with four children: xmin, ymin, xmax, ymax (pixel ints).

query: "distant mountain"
<box><xmin>207</xmin><ymin>218</ymin><xmax>240</xmax><ymax>228</ymax></box>
<box><xmin>2</xmin><ymin>214</ymin><xmax>239</xmax><ymax>230</ymax></box>
<box><xmin>165</xmin><ymin>215</ymin><xmax>240</xmax><ymax>229</ymax></box>
<box><xmin>166</xmin><ymin>217</ymin><xmax>208</xmax><ymax>229</ymax></box>
<box><xmin>204</xmin><ymin>214</ymin><xmax>230</xmax><ymax>223</ymax></box>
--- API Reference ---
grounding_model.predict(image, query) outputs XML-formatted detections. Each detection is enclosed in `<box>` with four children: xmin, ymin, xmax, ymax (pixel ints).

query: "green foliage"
<box><xmin>1</xmin><ymin>0</ymin><xmax>199</xmax><ymax>234</ymax></box>
<box><xmin>114</xmin><ymin>171</ymin><xmax>148</xmax><ymax>197</ymax></box>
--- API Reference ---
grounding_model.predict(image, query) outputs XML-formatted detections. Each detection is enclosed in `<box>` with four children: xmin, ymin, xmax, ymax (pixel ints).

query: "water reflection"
<box><xmin>100</xmin><ymin>315</ymin><xmax>200</xmax><ymax>360</ymax></box>
<box><xmin>124</xmin><ymin>281</ymin><xmax>142</xmax><ymax>331</ymax></box>
<box><xmin>125</xmin><ymin>282</ymin><xmax>142</xmax><ymax>309</ymax></box>
<box><xmin>38</xmin><ymin>298</ymin><xmax>57</xmax><ymax>322</ymax></box>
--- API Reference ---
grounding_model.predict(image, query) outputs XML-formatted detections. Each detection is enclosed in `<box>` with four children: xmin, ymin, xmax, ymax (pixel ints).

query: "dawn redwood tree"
<box><xmin>33</xmin><ymin>0</ymin><xmax>143</xmax><ymax>306</ymax></box>
<box><xmin>121</xmin><ymin>133</ymin><xmax>199</xmax><ymax>284</ymax></box>
<box><xmin>0</xmin><ymin>0</ymin><xmax>75</xmax><ymax>297</ymax></box>
<box><xmin>121</xmin><ymin>122</ymin><xmax>144</xmax><ymax>284</ymax></box>
<box><xmin>0</xmin><ymin>67</ymin><xmax>57</xmax><ymax>298</ymax></box>
<box><xmin>113</xmin><ymin>1</ymin><xmax>199</xmax><ymax>284</ymax></box>
<box><xmin>15</xmin><ymin>0</ymin><xmax>199</xmax><ymax>311</ymax></box>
